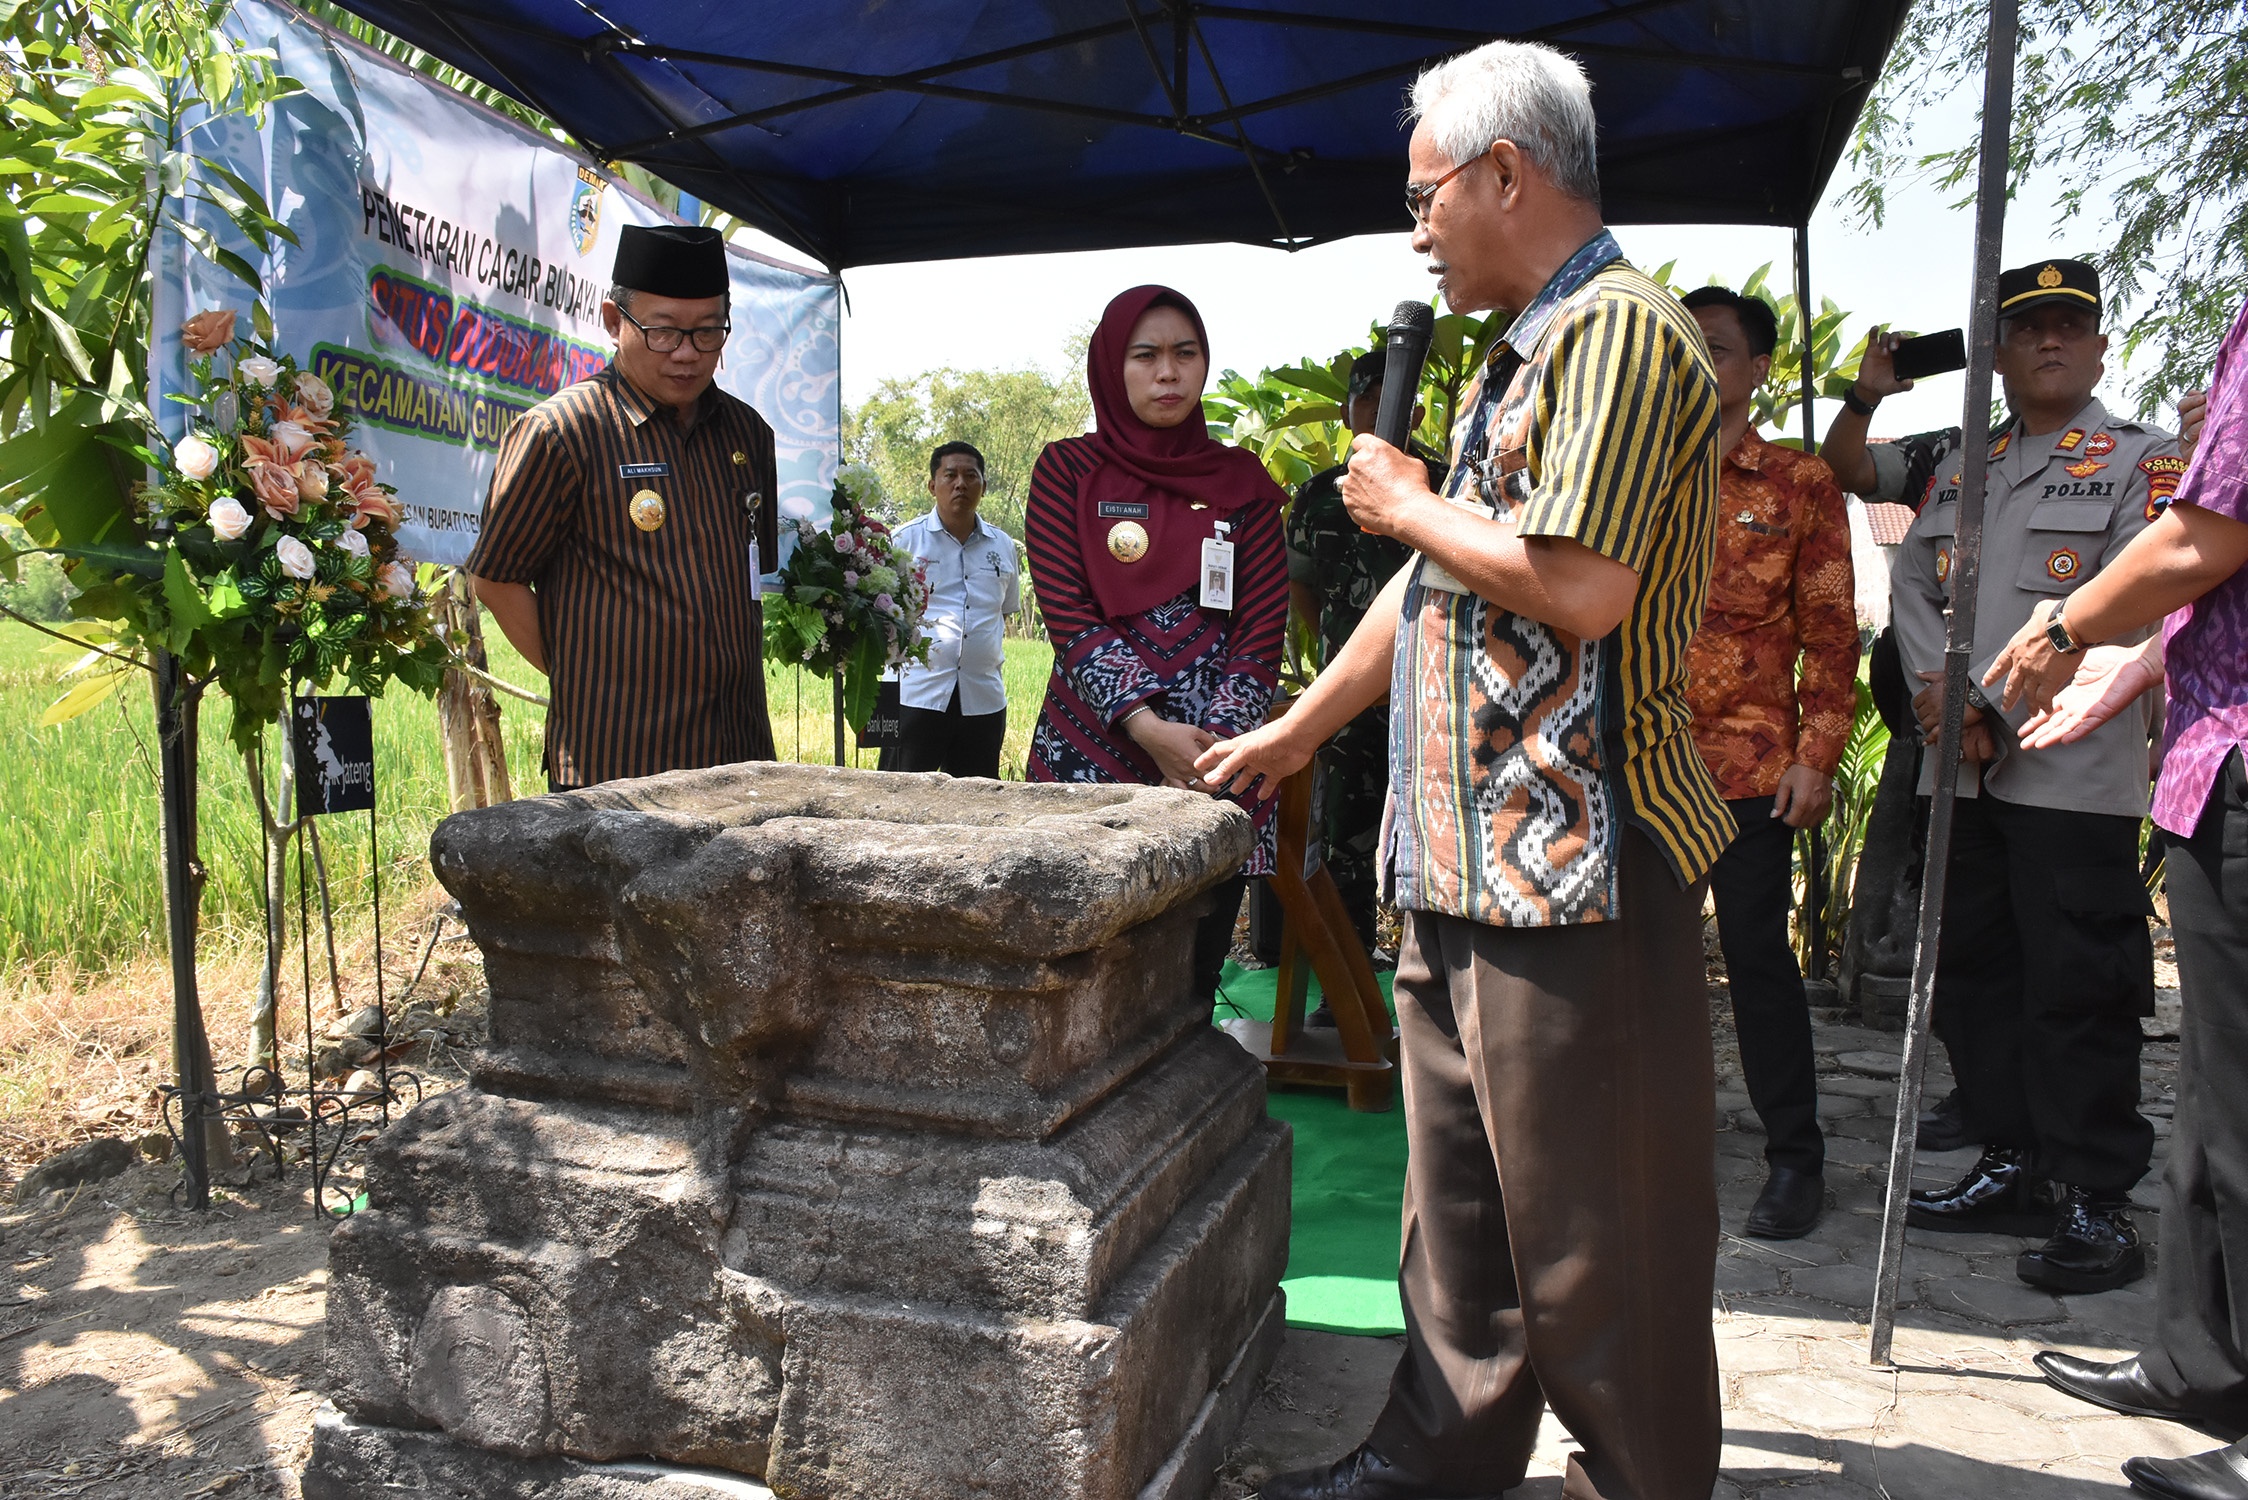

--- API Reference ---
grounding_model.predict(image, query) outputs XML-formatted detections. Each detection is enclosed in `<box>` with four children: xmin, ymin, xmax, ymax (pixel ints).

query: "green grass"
<box><xmin>0</xmin><ymin>618</ymin><xmax>1054</xmax><ymax>974</ymax></box>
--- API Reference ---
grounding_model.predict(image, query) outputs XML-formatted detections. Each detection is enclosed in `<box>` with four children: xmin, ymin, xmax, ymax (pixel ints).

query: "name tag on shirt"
<box><xmin>749</xmin><ymin>537</ymin><xmax>762</xmax><ymax>601</ymax></box>
<box><xmin>618</xmin><ymin>461</ymin><xmax>672</xmax><ymax>479</ymax></box>
<box><xmin>1200</xmin><ymin>535</ymin><xmax>1236</xmax><ymax>610</ymax></box>
<box><xmin>1097</xmin><ymin>500</ymin><xmax>1151</xmax><ymax>519</ymax></box>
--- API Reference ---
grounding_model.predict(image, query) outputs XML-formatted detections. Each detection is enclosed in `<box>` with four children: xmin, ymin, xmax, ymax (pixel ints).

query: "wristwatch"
<box><xmin>2043</xmin><ymin>599</ymin><xmax>2083</xmax><ymax>656</ymax></box>
<box><xmin>1842</xmin><ymin>386</ymin><xmax>1880</xmax><ymax>417</ymax></box>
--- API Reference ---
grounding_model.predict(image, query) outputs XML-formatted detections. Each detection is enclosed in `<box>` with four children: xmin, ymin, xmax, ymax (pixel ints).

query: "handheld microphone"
<box><xmin>1373</xmin><ymin>300</ymin><xmax>1435</xmax><ymax>451</ymax></box>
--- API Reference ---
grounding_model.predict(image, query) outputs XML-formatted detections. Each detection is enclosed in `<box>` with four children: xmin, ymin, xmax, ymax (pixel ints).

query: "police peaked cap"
<box><xmin>613</xmin><ymin>223</ymin><xmax>730</xmax><ymax>300</ymax></box>
<box><xmin>1998</xmin><ymin>258</ymin><xmax>2100</xmax><ymax>321</ymax></box>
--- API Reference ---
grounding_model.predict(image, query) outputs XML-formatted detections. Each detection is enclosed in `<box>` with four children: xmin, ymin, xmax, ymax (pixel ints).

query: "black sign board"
<box><xmin>292</xmin><ymin>696</ymin><xmax>376</xmax><ymax>815</ymax></box>
<box><xmin>858</xmin><ymin>678</ymin><xmax>903</xmax><ymax>751</ymax></box>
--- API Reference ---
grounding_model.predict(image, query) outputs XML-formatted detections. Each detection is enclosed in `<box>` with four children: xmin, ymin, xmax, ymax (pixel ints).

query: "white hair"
<box><xmin>1409</xmin><ymin>41</ymin><xmax>1601</xmax><ymax>205</ymax></box>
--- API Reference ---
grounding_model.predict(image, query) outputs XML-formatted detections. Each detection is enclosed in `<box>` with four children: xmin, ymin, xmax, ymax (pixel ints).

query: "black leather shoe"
<box><xmin>1306</xmin><ymin>1003</ymin><xmax>1337</xmax><ymax>1029</ymax></box>
<box><xmin>1917</xmin><ymin>1087</ymin><xmax>1977</xmax><ymax>1152</ymax></box>
<box><xmin>2036</xmin><ymin>1352</ymin><xmax>2248</xmax><ymax>1432</ymax></box>
<box><xmin>2123</xmin><ymin>1444</ymin><xmax>2248</xmax><ymax>1499</ymax></box>
<box><xmin>1255</xmin><ymin>1445</ymin><xmax>1502</xmax><ymax>1500</ymax></box>
<box><xmin>1745</xmin><ymin>1166</ymin><xmax>1825</xmax><ymax>1239</ymax></box>
<box><xmin>2019</xmin><ymin>1187</ymin><xmax>2147</xmax><ymax>1292</ymax></box>
<box><xmin>1906</xmin><ymin>1146</ymin><xmax>2063</xmax><ymax>1235</ymax></box>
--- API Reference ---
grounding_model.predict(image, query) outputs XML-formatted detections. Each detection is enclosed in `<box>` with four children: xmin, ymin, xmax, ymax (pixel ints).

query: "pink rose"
<box><xmin>180</xmin><ymin>310</ymin><xmax>236</xmax><ymax>355</ymax></box>
<box><xmin>834</xmin><ymin>532</ymin><xmax>856</xmax><ymax>555</ymax></box>
<box><xmin>842</xmin><ymin>569</ymin><xmax>858</xmax><ymax>587</ymax></box>
<box><xmin>251</xmin><ymin>461</ymin><xmax>301</xmax><ymax>517</ymax></box>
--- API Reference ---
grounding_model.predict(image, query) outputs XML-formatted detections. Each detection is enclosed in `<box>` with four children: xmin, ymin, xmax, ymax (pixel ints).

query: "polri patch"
<box><xmin>2141</xmin><ymin>454</ymin><xmax>2189</xmax><ymax>479</ymax></box>
<box><xmin>2085</xmin><ymin>432</ymin><xmax>2117</xmax><ymax>457</ymax></box>
<box><xmin>1096</xmin><ymin>500</ymin><xmax>1151</xmax><ymax>520</ymax></box>
<box><xmin>619</xmin><ymin>461</ymin><xmax>673</xmax><ymax>479</ymax></box>
<box><xmin>2065</xmin><ymin>458</ymin><xmax>2107</xmax><ymax>479</ymax></box>
<box><xmin>2046</xmin><ymin>548</ymin><xmax>2080</xmax><ymax>582</ymax></box>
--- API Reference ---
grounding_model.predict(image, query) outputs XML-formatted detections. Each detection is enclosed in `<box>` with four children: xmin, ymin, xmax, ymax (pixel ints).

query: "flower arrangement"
<box><xmin>116</xmin><ymin>307</ymin><xmax>447</xmax><ymax>745</ymax></box>
<box><xmin>762</xmin><ymin>470</ymin><xmax>932</xmax><ymax>732</ymax></box>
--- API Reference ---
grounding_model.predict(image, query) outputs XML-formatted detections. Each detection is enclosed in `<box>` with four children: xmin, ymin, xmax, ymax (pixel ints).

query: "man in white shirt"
<box><xmin>890</xmin><ymin>442</ymin><xmax>1021</xmax><ymax>777</ymax></box>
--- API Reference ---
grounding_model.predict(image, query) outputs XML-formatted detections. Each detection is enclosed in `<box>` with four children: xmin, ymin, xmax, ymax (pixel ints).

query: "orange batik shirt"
<box><xmin>1686</xmin><ymin>428</ymin><xmax>1860</xmax><ymax>799</ymax></box>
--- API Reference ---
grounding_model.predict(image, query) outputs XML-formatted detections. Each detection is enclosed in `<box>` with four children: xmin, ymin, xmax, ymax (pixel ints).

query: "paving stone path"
<box><xmin>1228</xmin><ymin>990</ymin><xmax>2197</xmax><ymax>1498</ymax></box>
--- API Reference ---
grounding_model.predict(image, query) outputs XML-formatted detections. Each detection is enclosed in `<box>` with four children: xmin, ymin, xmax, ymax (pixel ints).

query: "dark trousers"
<box><xmin>2145</xmin><ymin>752</ymin><xmax>2248</xmax><ymax>1410</ymax></box>
<box><xmin>1929</xmin><ymin>792</ymin><xmax>2155</xmax><ymax>1194</ymax></box>
<box><xmin>1368</xmin><ymin>833</ymin><xmax>1719</xmax><ymax>1500</ymax></box>
<box><xmin>1316</xmin><ymin>706</ymin><xmax>1390</xmax><ymax>950</ymax></box>
<box><xmin>1191</xmin><ymin>876</ymin><xmax>1247</xmax><ymax>1003</ymax></box>
<box><xmin>1710</xmin><ymin>794</ymin><xmax>1824</xmax><ymax>1174</ymax></box>
<box><xmin>894</xmin><ymin>686</ymin><xmax>1007</xmax><ymax>780</ymax></box>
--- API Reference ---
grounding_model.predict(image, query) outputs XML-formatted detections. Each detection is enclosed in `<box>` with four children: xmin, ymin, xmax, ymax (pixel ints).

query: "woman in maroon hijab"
<box><xmin>1025</xmin><ymin>285</ymin><xmax>1291</xmax><ymax>998</ymax></box>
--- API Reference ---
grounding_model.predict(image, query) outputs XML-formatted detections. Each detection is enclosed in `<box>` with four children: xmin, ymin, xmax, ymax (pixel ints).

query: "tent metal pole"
<box><xmin>1793</xmin><ymin>222</ymin><xmax>1830</xmax><ymax>985</ymax></box>
<box><xmin>1869</xmin><ymin>0</ymin><xmax>2018</xmax><ymax>1366</ymax></box>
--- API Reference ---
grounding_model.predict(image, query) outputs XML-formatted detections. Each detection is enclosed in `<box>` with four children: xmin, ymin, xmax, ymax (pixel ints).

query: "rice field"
<box><xmin>0</xmin><ymin>616</ymin><xmax>1055</xmax><ymax>976</ymax></box>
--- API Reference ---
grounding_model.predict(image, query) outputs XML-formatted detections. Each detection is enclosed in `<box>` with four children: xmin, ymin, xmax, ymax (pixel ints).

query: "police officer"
<box><xmin>1823</xmin><ymin>258</ymin><xmax>2178</xmax><ymax>1293</ymax></box>
<box><xmin>1284</xmin><ymin>351</ymin><xmax>1446</xmax><ymax>959</ymax></box>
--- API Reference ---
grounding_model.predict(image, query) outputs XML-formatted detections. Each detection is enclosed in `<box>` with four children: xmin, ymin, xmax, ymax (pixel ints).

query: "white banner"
<box><xmin>153</xmin><ymin>0</ymin><xmax>842</xmax><ymax>566</ymax></box>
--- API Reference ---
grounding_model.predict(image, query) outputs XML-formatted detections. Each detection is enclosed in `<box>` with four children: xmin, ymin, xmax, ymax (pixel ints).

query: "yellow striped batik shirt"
<box><xmin>1380</xmin><ymin>231</ymin><xmax>1734</xmax><ymax>926</ymax></box>
<box><xmin>466</xmin><ymin>365</ymin><xmax>779</xmax><ymax>789</ymax></box>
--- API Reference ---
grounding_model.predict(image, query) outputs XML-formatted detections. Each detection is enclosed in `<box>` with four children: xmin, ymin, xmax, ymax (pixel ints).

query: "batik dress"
<box><xmin>1023</xmin><ymin>435</ymin><xmax>1289</xmax><ymax>874</ymax></box>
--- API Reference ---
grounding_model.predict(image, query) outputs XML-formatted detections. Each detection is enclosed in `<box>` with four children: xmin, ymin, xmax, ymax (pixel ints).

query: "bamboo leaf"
<box><xmin>39</xmin><ymin>664</ymin><xmax>130</xmax><ymax>727</ymax></box>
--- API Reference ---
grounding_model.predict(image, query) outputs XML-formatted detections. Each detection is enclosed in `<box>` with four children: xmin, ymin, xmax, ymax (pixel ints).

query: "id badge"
<box><xmin>749</xmin><ymin>537</ymin><xmax>763</xmax><ymax>601</ymax></box>
<box><xmin>1417</xmin><ymin>493</ymin><xmax>1498</xmax><ymax>595</ymax></box>
<box><xmin>1200</xmin><ymin>535</ymin><xmax>1236</xmax><ymax>610</ymax></box>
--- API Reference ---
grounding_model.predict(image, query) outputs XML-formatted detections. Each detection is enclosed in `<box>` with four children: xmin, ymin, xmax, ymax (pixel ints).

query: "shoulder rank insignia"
<box><xmin>2058</xmin><ymin>428</ymin><xmax>2086</xmax><ymax>451</ymax></box>
<box><xmin>2085</xmin><ymin>432</ymin><xmax>2117</xmax><ymax>457</ymax></box>
<box><xmin>2065</xmin><ymin>458</ymin><xmax>2107</xmax><ymax>479</ymax></box>
<box><xmin>1990</xmin><ymin>432</ymin><xmax>2012</xmax><ymax>458</ymax></box>
<box><xmin>2045</xmin><ymin>547</ymin><xmax>2081</xmax><ymax>582</ymax></box>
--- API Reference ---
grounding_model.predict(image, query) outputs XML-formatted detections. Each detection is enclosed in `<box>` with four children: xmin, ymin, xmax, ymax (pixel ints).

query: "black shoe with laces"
<box><xmin>1917</xmin><ymin>1086</ymin><xmax>1977</xmax><ymax>1153</ymax></box>
<box><xmin>2019</xmin><ymin>1186</ymin><xmax>2147</xmax><ymax>1293</ymax></box>
<box><xmin>1906</xmin><ymin>1145</ymin><xmax>2064</xmax><ymax>1236</ymax></box>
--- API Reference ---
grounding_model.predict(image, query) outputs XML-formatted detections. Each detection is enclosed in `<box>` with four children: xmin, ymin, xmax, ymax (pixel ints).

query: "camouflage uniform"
<box><xmin>1285</xmin><ymin>446</ymin><xmax>1446</xmax><ymax>946</ymax></box>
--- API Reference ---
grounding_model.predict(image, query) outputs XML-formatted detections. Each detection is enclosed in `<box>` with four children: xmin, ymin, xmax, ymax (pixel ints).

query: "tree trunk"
<box><xmin>436</xmin><ymin>569</ymin><xmax>512</xmax><ymax>811</ymax></box>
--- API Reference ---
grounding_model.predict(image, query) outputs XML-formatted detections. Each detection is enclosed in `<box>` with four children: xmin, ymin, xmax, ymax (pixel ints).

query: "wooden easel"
<box><xmin>1219</xmin><ymin>743</ymin><xmax>1397</xmax><ymax>1112</ymax></box>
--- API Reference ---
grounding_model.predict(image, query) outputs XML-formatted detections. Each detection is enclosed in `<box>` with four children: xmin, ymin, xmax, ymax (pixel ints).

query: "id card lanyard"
<box><xmin>1199</xmin><ymin>519</ymin><xmax>1236</xmax><ymax>610</ymax></box>
<box><xmin>746</xmin><ymin>485</ymin><xmax>764</xmax><ymax>601</ymax></box>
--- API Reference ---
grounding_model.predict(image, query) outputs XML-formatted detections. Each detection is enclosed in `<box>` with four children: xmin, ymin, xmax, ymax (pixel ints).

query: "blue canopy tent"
<box><xmin>312</xmin><ymin>1</ymin><xmax>1914</xmax><ymax>270</ymax></box>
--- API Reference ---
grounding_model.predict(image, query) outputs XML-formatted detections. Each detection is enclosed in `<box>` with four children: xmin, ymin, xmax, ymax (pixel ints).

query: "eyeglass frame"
<box><xmin>617</xmin><ymin>305</ymin><xmax>732</xmax><ymax>354</ymax></box>
<box><xmin>1405</xmin><ymin>155</ymin><xmax>1481</xmax><ymax>226</ymax></box>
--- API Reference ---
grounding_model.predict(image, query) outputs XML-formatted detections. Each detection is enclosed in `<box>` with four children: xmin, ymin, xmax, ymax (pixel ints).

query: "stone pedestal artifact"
<box><xmin>302</xmin><ymin>765</ymin><xmax>1291</xmax><ymax>1500</ymax></box>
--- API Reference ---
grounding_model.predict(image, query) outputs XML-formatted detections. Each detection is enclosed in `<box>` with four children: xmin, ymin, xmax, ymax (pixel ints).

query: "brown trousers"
<box><xmin>1368</xmin><ymin>832</ymin><xmax>1721</xmax><ymax>1500</ymax></box>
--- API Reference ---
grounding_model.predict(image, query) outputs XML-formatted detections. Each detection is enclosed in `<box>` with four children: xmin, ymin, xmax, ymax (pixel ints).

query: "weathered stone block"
<box><xmin>305</xmin><ymin>766</ymin><xmax>1287</xmax><ymax>1500</ymax></box>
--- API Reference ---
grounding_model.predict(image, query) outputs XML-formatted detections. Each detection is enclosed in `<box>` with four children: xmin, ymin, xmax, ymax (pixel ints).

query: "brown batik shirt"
<box><xmin>1685</xmin><ymin>426</ymin><xmax>1859</xmax><ymax>800</ymax></box>
<box><xmin>467</xmin><ymin>365</ymin><xmax>779</xmax><ymax>789</ymax></box>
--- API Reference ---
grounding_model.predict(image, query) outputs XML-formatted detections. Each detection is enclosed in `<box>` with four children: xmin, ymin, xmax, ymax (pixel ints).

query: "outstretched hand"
<box><xmin>2018</xmin><ymin>641</ymin><xmax>2164</xmax><ymax>750</ymax></box>
<box><xmin>1194</xmin><ymin>717</ymin><xmax>1309</xmax><ymax>803</ymax></box>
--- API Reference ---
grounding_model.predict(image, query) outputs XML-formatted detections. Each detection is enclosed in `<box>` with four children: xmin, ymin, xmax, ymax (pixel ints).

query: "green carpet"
<box><xmin>1214</xmin><ymin>960</ymin><xmax>1408</xmax><ymax>1338</ymax></box>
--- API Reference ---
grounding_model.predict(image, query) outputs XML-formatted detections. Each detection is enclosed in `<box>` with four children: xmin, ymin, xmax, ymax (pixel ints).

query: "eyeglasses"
<box><xmin>619</xmin><ymin>307</ymin><xmax>731</xmax><ymax>353</ymax></box>
<box><xmin>1405</xmin><ymin>157</ymin><xmax>1478</xmax><ymax>225</ymax></box>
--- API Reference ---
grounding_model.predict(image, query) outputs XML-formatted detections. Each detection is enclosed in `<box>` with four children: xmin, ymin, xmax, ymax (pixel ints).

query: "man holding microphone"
<box><xmin>1202</xmin><ymin>38</ymin><xmax>1728</xmax><ymax>1500</ymax></box>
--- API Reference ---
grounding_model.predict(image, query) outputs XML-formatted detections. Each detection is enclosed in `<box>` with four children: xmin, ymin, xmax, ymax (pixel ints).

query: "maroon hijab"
<box><xmin>1077</xmin><ymin>285</ymin><xmax>1287</xmax><ymax>618</ymax></box>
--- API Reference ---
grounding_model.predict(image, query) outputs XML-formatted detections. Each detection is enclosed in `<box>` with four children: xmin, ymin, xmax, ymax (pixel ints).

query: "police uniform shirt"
<box><xmin>466</xmin><ymin>365</ymin><xmax>780</xmax><ymax>788</ymax></box>
<box><xmin>1882</xmin><ymin>397</ymin><xmax>2178</xmax><ymax>817</ymax></box>
<box><xmin>891</xmin><ymin>510</ymin><xmax>1020</xmax><ymax>716</ymax></box>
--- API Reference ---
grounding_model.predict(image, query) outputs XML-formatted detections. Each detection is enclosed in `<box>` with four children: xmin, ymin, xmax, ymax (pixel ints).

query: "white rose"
<box><xmin>377</xmin><ymin>561</ymin><xmax>416</xmax><ymax>600</ymax></box>
<box><xmin>268</xmin><ymin>420</ymin><xmax>314</xmax><ymax>459</ymax></box>
<box><xmin>334</xmin><ymin>528</ymin><xmax>370</xmax><ymax>558</ymax></box>
<box><xmin>206</xmin><ymin>495</ymin><xmax>253</xmax><ymax>540</ymax></box>
<box><xmin>172</xmin><ymin>433</ymin><xmax>221</xmax><ymax>481</ymax></box>
<box><xmin>238</xmin><ymin>355</ymin><xmax>281</xmax><ymax>388</ymax></box>
<box><xmin>275</xmin><ymin>533</ymin><xmax>316</xmax><ymax>580</ymax></box>
<box><xmin>779</xmin><ymin>495</ymin><xmax>814</xmax><ymax>520</ymax></box>
<box><xmin>293</xmin><ymin>371</ymin><xmax>334</xmax><ymax>417</ymax></box>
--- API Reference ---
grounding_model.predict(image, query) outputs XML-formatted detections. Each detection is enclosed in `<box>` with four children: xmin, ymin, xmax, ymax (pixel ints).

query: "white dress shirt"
<box><xmin>892</xmin><ymin>510</ymin><xmax>1020</xmax><ymax>715</ymax></box>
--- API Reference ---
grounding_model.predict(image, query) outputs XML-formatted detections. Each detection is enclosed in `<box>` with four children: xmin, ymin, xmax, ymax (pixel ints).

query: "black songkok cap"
<box><xmin>1347</xmin><ymin>349</ymin><xmax>1388</xmax><ymax>399</ymax></box>
<box><xmin>613</xmin><ymin>223</ymin><xmax>730</xmax><ymax>300</ymax></box>
<box><xmin>1998</xmin><ymin>258</ymin><xmax>2100</xmax><ymax>321</ymax></box>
